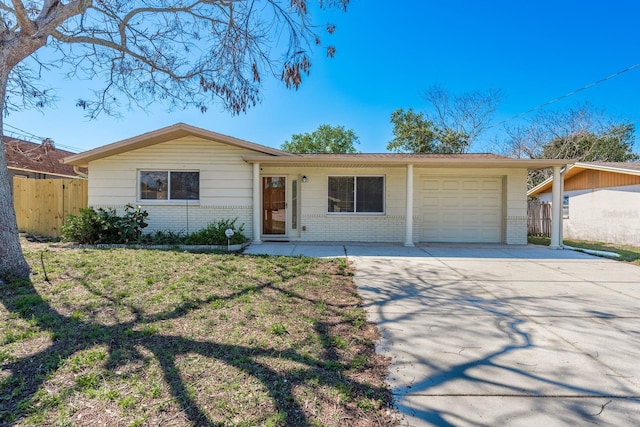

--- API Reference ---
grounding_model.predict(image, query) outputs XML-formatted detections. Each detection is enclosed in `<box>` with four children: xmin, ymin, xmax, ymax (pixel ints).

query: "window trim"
<box><xmin>327</xmin><ymin>175</ymin><xmax>385</xmax><ymax>215</ymax></box>
<box><xmin>137</xmin><ymin>170</ymin><xmax>201</xmax><ymax>203</ymax></box>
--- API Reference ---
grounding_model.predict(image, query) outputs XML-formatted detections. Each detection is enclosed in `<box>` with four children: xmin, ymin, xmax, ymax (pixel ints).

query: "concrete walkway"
<box><xmin>245</xmin><ymin>243</ymin><xmax>640</xmax><ymax>426</ymax></box>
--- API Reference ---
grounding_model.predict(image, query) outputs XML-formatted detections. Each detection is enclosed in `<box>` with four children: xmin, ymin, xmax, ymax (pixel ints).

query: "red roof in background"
<box><xmin>4</xmin><ymin>136</ymin><xmax>85</xmax><ymax>177</ymax></box>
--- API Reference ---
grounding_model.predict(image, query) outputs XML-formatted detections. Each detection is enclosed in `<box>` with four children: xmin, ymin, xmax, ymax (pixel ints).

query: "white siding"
<box><xmin>87</xmin><ymin>136</ymin><xmax>255</xmax><ymax>235</ymax></box>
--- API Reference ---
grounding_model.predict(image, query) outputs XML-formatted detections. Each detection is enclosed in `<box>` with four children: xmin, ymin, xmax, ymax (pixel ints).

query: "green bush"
<box><xmin>61</xmin><ymin>204</ymin><xmax>148</xmax><ymax>244</ymax></box>
<box><xmin>60</xmin><ymin>208</ymin><xmax>104</xmax><ymax>244</ymax></box>
<box><xmin>183</xmin><ymin>218</ymin><xmax>248</xmax><ymax>245</ymax></box>
<box><xmin>63</xmin><ymin>211</ymin><xmax>247</xmax><ymax>247</ymax></box>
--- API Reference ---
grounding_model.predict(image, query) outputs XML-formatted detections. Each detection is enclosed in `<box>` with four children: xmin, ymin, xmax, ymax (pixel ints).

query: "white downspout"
<box><xmin>404</xmin><ymin>164</ymin><xmax>415</xmax><ymax>246</ymax></box>
<box><xmin>73</xmin><ymin>166</ymin><xmax>88</xmax><ymax>179</ymax></box>
<box><xmin>252</xmin><ymin>163</ymin><xmax>261</xmax><ymax>244</ymax></box>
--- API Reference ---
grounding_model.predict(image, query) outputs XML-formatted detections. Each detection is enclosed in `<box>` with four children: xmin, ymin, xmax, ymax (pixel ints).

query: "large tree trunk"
<box><xmin>0</xmin><ymin>67</ymin><xmax>31</xmax><ymax>280</ymax></box>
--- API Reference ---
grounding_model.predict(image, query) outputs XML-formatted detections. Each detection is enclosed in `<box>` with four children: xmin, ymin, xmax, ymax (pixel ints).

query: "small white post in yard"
<box><xmin>225</xmin><ymin>228</ymin><xmax>235</xmax><ymax>251</ymax></box>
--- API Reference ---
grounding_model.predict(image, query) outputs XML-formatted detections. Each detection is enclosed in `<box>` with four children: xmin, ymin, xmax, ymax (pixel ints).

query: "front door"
<box><xmin>262</xmin><ymin>176</ymin><xmax>286</xmax><ymax>236</ymax></box>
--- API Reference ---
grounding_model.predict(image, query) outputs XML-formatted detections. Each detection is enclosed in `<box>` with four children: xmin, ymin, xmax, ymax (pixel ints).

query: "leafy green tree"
<box><xmin>503</xmin><ymin>103</ymin><xmax>638</xmax><ymax>188</ymax></box>
<box><xmin>281</xmin><ymin>125</ymin><xmax>360</xmax><ymax>153</ymax></box>
<box><xmin>541</xmin><ymin>124</ymin><xmax>637</xmax><ymax>162</ymax></box>
<box><xmin>0</xmin><ymin>0</ymin><xmax>349</xmax><ymax>280</ymax></box>
<box><xmin>387</xmin><ymin>108</ymin><xmax>469</xmax><ymax>153</ymax></box>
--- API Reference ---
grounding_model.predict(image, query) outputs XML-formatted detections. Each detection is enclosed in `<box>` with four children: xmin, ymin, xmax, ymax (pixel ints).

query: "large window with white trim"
<box><xmin>328</xmin><ymin>176</ymin><xmax>384</xmax><ymax>213</ymax></box>
<box><xmin>139</xmin><ymin>171</ymin><xmax>200</xmax><ymax>201</ymax></box>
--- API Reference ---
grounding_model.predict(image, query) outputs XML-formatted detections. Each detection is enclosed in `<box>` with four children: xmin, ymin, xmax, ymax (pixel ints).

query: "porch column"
<box><xmin>404</xmin><ymin>164</ymin><xmax>414</xmax><ymax>246</ymax></box>
<box><xmin>252</xmin><ymin>163</ymin><xmax>261</xmax><ymax>244</ymax></box>
<box><xmin>550</xmin><ymin>165</ymin><xmax>562</xmax><ymax>249</ymax></box>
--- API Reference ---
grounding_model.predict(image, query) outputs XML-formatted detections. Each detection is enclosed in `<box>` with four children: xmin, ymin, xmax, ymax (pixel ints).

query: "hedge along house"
<box><xmin>62</xmin><ymin>123</ymin><xmax>571</xmax><ymax>246</ymax></box>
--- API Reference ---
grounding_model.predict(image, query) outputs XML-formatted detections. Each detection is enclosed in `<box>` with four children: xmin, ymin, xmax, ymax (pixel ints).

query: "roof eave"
<box><xmin>242</xmin><ymin>155</ymin><xmax>573</xmax><ymax>169</ymax></box>
<box><xmin>528</xmin><ymin>161</ymin><xmax>640</xmax><ymax>196</ymax></box>
<box><xmin>8</xmin><ymin>165</ymin><xmax>81</xmax><ymax>179</ymax></box>
<box><xmin>62</xmin><ymin>123</ymin><xmax>293</xmax><ymax>167</ymax></box>
<box><xmin>573</xmin><ymin>162</ymin><xmax>640</xmax><ymax>176</ymax></box>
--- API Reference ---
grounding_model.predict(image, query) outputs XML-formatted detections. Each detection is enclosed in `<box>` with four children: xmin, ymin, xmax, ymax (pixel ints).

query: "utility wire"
<box><xmin>3</xmin><ymin>122</ymin><xmax>82</xmax><ymax>152</ymax></box>
<box><xmin>488</xmin><ymin>62</ymin><xmax>640</xmax><ymax>129</ymax></box>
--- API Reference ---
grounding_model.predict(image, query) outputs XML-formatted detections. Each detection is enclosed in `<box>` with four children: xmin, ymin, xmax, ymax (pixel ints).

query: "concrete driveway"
<box><xmin>246</xmin><ymin>243</ymin><xmax>640</xmax><ymax>425</ymax></box>
<box><xmin>352</xmin><ymin>245</ymin><xmax>640</xmax><ymax>426</ymax></box>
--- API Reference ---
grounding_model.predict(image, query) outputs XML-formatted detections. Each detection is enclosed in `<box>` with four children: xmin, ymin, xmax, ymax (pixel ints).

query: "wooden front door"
<box><xmin>262</xmin><ymin>177</ymin><xmax>286</xmax><ymax>235</ymax></box>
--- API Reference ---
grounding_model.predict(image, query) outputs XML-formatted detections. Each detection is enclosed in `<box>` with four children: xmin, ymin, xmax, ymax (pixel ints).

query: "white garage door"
<box><xmin>421</xmin><ymin>177</ymin><xmax>503</xmax><ymax>243</ymax></box>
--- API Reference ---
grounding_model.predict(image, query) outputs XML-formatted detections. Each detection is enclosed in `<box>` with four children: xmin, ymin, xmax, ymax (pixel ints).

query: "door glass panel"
<box><xmin>292</xmin><ymin>179</ymin><xmax>298</xmax><ymax>230</ymax></box>
<box><xmin>263</xmin><ymin>177</ymin><xmax>286</xmax><ymax>235</ymax></box>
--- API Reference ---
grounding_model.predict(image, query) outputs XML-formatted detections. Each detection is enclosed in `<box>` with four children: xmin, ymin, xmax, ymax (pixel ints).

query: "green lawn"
<box><xmin>0</xmin><ymin>240</ymin><xmax>396</xmax><ymax>426</ymax></box>
<box><xmin>528</xmin><ymin>236</ymin><xmax>640</xmax><ymax>265</ymax></box>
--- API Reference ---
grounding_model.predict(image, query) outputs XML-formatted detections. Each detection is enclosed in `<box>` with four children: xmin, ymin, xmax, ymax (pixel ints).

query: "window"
<box><xmin>139</xmin><ymin>171</ymin><xmax>199</xmax><ymax>201</ymax></box>
<box><xmin>292</xmin><ymin>179</ymin><xmax>298</xmax><ymax>230</ymax></box>
<box><xmin>328</xmin><ymin>176</ymin><xmax>384</xmax><ymax>213</ymax></box>
<box><xmin>562</xmin><ymin>195</ymin><xmax>569</xmax><ymax>219</ymax></box>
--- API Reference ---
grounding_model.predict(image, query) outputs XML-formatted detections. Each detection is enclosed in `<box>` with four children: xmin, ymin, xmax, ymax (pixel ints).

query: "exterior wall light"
<box><xmin>302</xmin><ymin>175</ymin><xmax>308</xmax><ymax>183</ymax></box>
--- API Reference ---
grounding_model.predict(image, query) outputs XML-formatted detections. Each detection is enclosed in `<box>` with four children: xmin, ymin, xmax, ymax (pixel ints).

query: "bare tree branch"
<box><xmin>0</xmin><ymin>0</ymin><xmax>350</xmax><ymax>279</ymax></box>
<box><xmin>421</xmin><ymin>85</ymin><xmax>502</xmax><ymax>152</ymax></box>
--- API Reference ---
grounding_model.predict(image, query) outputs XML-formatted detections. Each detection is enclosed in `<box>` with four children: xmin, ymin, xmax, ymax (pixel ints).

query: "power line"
<box><xmin>489</xmin><ymin>62</ymin><xmax>640</xmax><ymax>129</ymax></box>
<box><xmin>3</xmin><ymin>123</ymin><xmax>83</xmax><ymax>153</ymax></box>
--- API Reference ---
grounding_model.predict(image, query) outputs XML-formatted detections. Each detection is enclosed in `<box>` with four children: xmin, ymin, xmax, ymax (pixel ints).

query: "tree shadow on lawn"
<box><xmin>0</xmin><ymin>253</ymin><xmax>394</xmax><ymax>426</ymax></box>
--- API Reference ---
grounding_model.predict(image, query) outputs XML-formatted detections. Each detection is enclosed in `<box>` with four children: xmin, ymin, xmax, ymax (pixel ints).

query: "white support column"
<box><xmin>550</xmin><ymin>165</ymin><xmax>562</xmax><ymax>249</ymax></box>
<box><xmin>252</xmin><ymin>163</ymin><xmax>261</xmax><ymax>244</ymax></box>
<box><xmin>404</xmin><ymin>164</ymin><xmax>415</xmax><ymax>246</ymax></box>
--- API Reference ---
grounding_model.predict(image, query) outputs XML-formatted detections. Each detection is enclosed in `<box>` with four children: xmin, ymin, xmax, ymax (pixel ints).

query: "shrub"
<box><xmin>60</xmin><ymin>207</ymin><xmax>104</xmax><ymax>244</ymax></box>
<box><xmin>183</xmin><ymin>218</ymin><xmax>248</xmax><ymax>245</ymax></box>
<box><xmin>142</xmin><ymin>230</ymin><xmax>186</xmax><ymax>245</ymax></box>
<box><xmin>61</xmin><ymin>204</ymin><xmax>148</xmax><ymax>244</ymax></box>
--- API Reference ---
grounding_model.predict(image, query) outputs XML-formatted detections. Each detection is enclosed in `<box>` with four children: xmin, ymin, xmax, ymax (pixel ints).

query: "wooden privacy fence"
<box><xmin>528</xmin><ymin>201</ymin><xmax>552</xmax><ymax>237</ymax></box>
<box><xmin>13</xmin><ymin>177</ymin><xmax>88</xmax><ymax>237</ymax></box>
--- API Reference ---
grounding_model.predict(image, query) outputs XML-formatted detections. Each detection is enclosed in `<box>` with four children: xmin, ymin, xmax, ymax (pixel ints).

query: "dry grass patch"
<box><xmin>0</xmin><ymin>239</ymin><xmax>396</xmax><ymax>426</ymax></box>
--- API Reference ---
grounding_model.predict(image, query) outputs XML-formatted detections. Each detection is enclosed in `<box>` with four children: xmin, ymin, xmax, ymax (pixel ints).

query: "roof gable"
<box><xmin>62</xmin><ymin>123</ymin><xmax>293</xmax><ymax>167</ymax></box>
<box><xmin>4</xmin><ymin>137</ymin><xmax>83</xmax><ymax>177</ymax></box>
<box><xmin>528</xmin><ymin>162</ymin><xmax>640</xmax><ymax>196</ymax></box>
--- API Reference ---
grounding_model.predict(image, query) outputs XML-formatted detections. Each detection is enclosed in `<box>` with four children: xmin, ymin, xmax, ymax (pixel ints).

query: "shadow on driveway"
<box><xmin>352</xmin><ymin>246</ymin><xmax>640</xmax><ymax>426</ymax></box>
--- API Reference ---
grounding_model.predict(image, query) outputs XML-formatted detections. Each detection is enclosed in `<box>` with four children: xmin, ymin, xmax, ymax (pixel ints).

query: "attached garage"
<box><xmin>63</xmin><ymin>124</ymin><xmax>571</xmax><ymax>246</ymax></box>
<box><xmin>420</xmin><ymin>177</ymin><xmax>503</xmax><ymax>243</ymax></box>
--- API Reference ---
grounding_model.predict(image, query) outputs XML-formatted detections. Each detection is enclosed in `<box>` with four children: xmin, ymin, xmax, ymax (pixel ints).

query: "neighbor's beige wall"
<box><xmin>88</xmin><ymin>136</ymin><xmax>254</xmax><ymax>235</ymax></box>
<box><xmin>540</xmin><ymin>185</ymin><xmax>640</xmax><ymax>246</ymax></box>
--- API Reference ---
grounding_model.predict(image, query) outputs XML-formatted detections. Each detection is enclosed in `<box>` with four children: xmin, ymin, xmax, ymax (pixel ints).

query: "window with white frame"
<box><xmin>139</xmin><ymin>171</ymin><xmax>200</xmax><ymax>201</ymax></box>
<box><xmin>327</xmin><ymin>176</ymin><xmax>384</xmax><ymax>213</ymax></box>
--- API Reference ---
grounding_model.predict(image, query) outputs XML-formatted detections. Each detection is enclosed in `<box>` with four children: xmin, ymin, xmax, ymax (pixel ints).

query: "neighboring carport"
<box><xmin>351</xmin><ymin>244</ymin><xmax>640</xmax><ymax>426</ymax></box>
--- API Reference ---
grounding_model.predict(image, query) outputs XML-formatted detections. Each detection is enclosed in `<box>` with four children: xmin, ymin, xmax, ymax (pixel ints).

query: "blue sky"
<box><xmin>5</xmin><ymin>0</ymin><xmax>640</xmax><ymax>154</ymax></box>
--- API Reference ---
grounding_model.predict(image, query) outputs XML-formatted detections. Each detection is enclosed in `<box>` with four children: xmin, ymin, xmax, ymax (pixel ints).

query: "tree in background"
<box><xmin>387</xmin><ymin>108</ymin><xmax>469</xmax><ymax>154</ymax></box>
<box><xmin>387</xmin><ymin>86</ymin><xmax>501</xmax><ymax>154</ymax></box>
<box><xmin>0</xmin><ymin>0</ymin><xmax>349</xmax><ymax>280</ymax></box>
<box><xmin>281</xmin><ymin>124</ymin><xmax>360</xmax><ymax>153</ymax></box>
<box><xmin>422</xmin><ymin>85</ymin><xmax>502</xmax><ymax>150</ymax></box>
<box><xmin>503</xmin><ymin>103</ymin><xmax>638</xmax><ymax>187</ymax></box>
<box><xmin>540</xmin><ymin>124</ymin><xmax>636</xmax><ymax>162</ymax></box>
